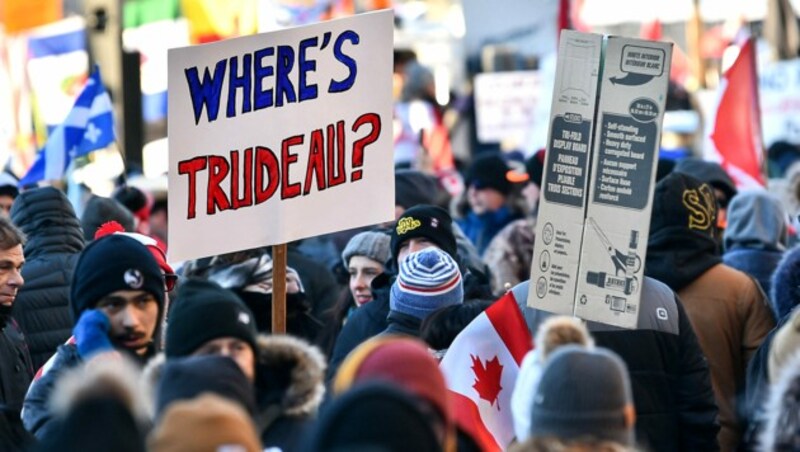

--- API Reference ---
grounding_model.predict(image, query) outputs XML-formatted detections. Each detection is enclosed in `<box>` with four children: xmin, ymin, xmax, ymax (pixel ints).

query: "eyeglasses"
<box><xmin>164</xmin><ymin>273</ymin><xmax>178</xmax><ymax>292</ymax></box>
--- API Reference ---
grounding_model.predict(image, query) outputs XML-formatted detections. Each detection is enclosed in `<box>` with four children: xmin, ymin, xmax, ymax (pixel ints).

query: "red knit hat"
<box><xmin>334</xmin><ymin>336</ymin><xmax>454</xmax><ymax>450</ymax></box>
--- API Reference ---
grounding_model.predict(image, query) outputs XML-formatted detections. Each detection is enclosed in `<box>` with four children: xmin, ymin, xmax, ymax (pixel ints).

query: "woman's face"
<box><xmin>348</xmin><ymin>256</ymin><xmax>384</xmax><ymax>306</ymax></box>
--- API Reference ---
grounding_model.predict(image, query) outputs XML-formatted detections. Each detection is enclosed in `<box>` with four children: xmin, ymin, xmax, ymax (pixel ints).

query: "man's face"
<box><xmin>0</xmin><ymin>244</ymin><xmax>24</xmax><ymax>307</ymax></box>
<box><xmin>397</xmin><ymin>237</ymin><xmax>438</xmax><ymax>265</ymax></box>
<box><xmin>467</xmin><ymin>185</ymin><xmax>506</xmax><ymax>214</ymax></box>
<box><xmin>0</xmin><ymin>195</ymin><xmax>14</xmax><ymax>218</ymax></box>
<box><xmin>95</xmin><ymin>289</ymin><xmax>159</xmax><ymax>356</ymax></box>
<box><xmin>192</xmin><ymin>336</ymin><xmax>255</xmax><ymax>382</ymax></box>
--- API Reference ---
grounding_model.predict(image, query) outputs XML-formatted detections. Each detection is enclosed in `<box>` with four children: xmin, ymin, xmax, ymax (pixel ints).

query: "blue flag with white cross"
<box><xmin>20</xmin><ymin>65</ymin><xmax>116</xmax><ymax>186</ymax></box>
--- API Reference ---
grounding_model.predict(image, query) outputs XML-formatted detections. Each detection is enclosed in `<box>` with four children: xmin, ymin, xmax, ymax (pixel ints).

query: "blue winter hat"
<box><xmin>390</xmin><ymin>248</ymin><xmax>463</xmax><ymax>320</ymax></box>
<box><xmin>771</xmin><ymin>246</ymin><xmax>800</xmax><ymax>320</ymax></box>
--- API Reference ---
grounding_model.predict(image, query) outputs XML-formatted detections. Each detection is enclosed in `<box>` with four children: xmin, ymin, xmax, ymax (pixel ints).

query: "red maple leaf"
<box><xmin>471</xmin><ymin>354</ymin><xmax>504</xmax><ymax>410</ymax></box>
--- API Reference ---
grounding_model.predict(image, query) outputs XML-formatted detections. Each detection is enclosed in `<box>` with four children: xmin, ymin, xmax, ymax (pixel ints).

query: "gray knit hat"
<box><xmin>342</xmin><ymin>230</ymin><xmax>391</xmax><ymax>268</ymax></box>
<box><xmin>529</xmin><ymin>345</ymin><xmax>634</xmax><ymax>446</ymax></box>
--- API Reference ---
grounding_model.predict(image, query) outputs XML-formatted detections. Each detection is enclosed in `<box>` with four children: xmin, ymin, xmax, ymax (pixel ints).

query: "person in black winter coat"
<box><xmin>10</xmin><ymin>186</ymin><xmax>84</xmax><ymax>370</ymax></box>
<box><xmin>511</xmin><ymin>278</ymin><xmax>720</xmax><ymax>452</ymax></box>
<box><xmin>0</xmin><ymin>216</ymin><xmax>33</xmax><ymax>451</ymax></box>
<box><xmin>157</xmin><ymin>279</ymin><xmax>326</xmax><ymax>451</ymax></box>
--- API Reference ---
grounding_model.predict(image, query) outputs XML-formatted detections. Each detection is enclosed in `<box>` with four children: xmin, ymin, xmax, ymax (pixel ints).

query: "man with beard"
<box><xmin>22</xmin><ymin>234</ymin><xmax>165</xmax><ymax>440</ymax></box>
<box><xmin>0</xmin><ymin>216</ymin><xmax>33</xmax><ymax>449</ymax></box>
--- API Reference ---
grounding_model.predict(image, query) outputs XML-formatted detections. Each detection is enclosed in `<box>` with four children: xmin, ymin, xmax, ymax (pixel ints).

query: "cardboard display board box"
<box><xmin>167</xmin><ymin>11</ymin><xmax>394</xmax><ymax>262</ymax></box>
<box><xmin>529</xmin><ymin>31</ymin><xmax>672</xmax><ymax>329</ymax></box>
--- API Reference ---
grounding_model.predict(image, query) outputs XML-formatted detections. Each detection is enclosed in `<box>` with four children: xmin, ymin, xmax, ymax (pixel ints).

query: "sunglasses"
<box><xmin>164</xmin><ymin>273</ymin><xmax>178</xmax><ymax>292</ymax></box>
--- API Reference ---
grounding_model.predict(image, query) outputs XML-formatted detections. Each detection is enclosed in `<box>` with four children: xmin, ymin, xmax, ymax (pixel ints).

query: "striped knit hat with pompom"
<box><xmin>390</xmin><ymin>247</ymin><xmax>463</xmax><ymax>320</ymax></box>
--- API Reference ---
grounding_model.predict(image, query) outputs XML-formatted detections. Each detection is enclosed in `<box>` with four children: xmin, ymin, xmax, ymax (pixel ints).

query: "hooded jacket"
<box><xmin>646</xmin><ymin>173</ymin><xmax>775</xmax><ymax>451</ymax></box>
<box><xmin>722</xmin><ymin>191</ymin><xmax>787</xmax><ymax>301</ymax></box>
<box><xmin>144</xmin><ymin>334</ymin><xmax>325</xmax><ymax>452</ymax></box>
<box><xmin>512</xmin><ymin>278</ymin><xmax>719</xmax><ymax>452</ymax></box>
<box><xmin>10</xmin><ymin>187</ymin><xmax>84</xmax><ymax>370</ymax></box>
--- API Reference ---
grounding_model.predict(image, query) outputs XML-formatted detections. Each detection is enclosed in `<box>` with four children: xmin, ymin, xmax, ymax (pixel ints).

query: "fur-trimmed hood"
<box><xmin>254</xmin><ymin>334</ymin><xmax>326</xmax><ymax>417</ymax></box>
<box><xmin>51</xmin><ymin>355</ymin><xmax>151</xmax><ymax>425</ymax></box>
<box><xmin>143</xmin><ymin>334</ymin><xmax>326</xmax><ymax>420</ymax></box>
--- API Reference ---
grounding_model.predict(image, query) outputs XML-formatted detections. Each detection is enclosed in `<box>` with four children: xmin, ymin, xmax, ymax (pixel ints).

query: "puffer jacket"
<box><xmin>10</xmin><ymin>187</ymin><xmax>84</xmax><ymax>370</ymax></box>
<box><xmin>512</xmin><ymin>278</ymin><xmax>720</xmax><ymax>452</ymax></box>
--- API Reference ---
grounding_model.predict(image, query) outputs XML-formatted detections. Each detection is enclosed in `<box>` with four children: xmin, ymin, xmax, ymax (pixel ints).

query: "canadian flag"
<box><xmin>440</xmin><ymin>292</ymin><xmax>532</xmax><ymax>451</ymax></box>
<box><xmin>707</xmin><ymin>37</ymin><xmax>766</xmax><ymax>188</ymax></box>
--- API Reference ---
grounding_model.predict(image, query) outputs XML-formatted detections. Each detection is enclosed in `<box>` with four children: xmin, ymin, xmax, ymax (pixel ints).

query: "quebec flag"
<box><xmin>20</xmin><ymin>65</ymin><xmax>115</xmax><ymax>186</ymax></box>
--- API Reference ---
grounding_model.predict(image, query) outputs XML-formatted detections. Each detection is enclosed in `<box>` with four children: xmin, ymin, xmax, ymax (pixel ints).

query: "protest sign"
<box><xmin>574</xmin><ymin>37</ymin><xmax>672</xmax><ymax>328</ymax></box>
<box><xmin>529</xmin><ymin>31</ymin><xmax>672</xmax><ymax>329</ymax></box>
<box><xmin>474</xmin><ymin>71</ymin><xmax>543</xmax><ymax>145</ymax></box>
<box><xmin>760</xmin><ymin>58</ymin><xmax>800</xmax><ymax>148</ymax></box>
<box><xmin>167</xmin><ymin>10</ymin><xmax>394</xmax><ymax>262</ymax></box>
<box><xmin>528</xmin><ymin>31</ymin><xmax>603</xmax><ymax>317</ymax></box>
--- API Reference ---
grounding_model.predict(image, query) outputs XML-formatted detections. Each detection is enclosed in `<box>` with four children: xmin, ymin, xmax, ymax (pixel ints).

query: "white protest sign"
<box><xmin>759</xmin><ymin>58</ymin><xmax>800</xmax><ymax>147</ymax></box>
<box><xmin>474</xmin><ymin>71</ymin><xmax>543</xmax><ymax>145</ymax></box>
<box><xmin>167</xmin><ymin>11</ymin><xmax>394</xmax><ymax>262</ymax></box>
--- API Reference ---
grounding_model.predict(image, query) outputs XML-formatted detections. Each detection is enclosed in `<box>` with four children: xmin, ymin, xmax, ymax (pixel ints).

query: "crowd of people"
<box><xmin>0</xmin><ymin>140</ymin><xmax>798</xmax><ymax>452</ymax></box>
<box><xmin>3</xmin><ymin>53</ymin><xmax>800</xmax><ymax>452</ymax></box>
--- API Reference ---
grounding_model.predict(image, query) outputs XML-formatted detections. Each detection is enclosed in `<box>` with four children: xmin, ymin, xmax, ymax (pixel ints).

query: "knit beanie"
<box><xmin>70</xmin><ymin>234</ymin><xmax>165</xmax><ymax>320</ymax></box>
<box><xmin>466</xmin><ymin>153</ymin><xmax>514</xmax><ymax>195</ymax></box>
<box><xmin>341</xmin><ymin>230</ymin><xmax>391</xmax><ymax>268</ymax></box>
<box><xmin>149</xmin><ymin>394</ymin><xmax>261</xmax><ymax>452</ymax></box>
<box><xmin>165</xmin><ymin>279</ymin><xmax>257</xmax><ymax>358</ymax></box>
<box><xmin>390</xmin><ymin>248</ymin><xmax>463</xmax><ymax>320</ymax></box>
<box><xmin>395</xmin><ymin>169</ymin><xmax>438</xmax><ymax>209</ymax></box>
<box><xmin>81</xmin><ymin>195</ymin><xmax>136</xmax><ymax>241</ymax></box>
<box><xmin>334</xmin><ymin>336</ymin><xmax>451</xmax><ymax>425</ymax></box>
<box><xmin>303</xmin><ymin>382</ymin><xmax>442</xmax><ymax>452</ymax></box>
<box><xmin>113</xmin><ymin>185</ymin><xmax>151</xmax><ymax>223</ymax></box>
<box><xmin>529</xmin><ymin>345</ymin><xmax>634</xmax><ymax>446</ymax></box>
<box><xmin>391</xmin><ymin>204</ymin><xmax>458</xmax><ymax>262</ymax></box>
<box><xmin>155</xmin><ymin>355</ymin><xmax>257</xmax><ymax>418</ymax></box>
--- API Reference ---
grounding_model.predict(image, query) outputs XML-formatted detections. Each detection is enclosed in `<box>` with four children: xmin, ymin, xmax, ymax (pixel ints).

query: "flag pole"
<box><xmin>272</xmin><ymin>244</ymin><xmax>287</xmax><ymax>334</ymax></box>
<box><xmin>748</xmin><ymin>37</ymin><xmax>769</xmax><ymax>184</ymax></box>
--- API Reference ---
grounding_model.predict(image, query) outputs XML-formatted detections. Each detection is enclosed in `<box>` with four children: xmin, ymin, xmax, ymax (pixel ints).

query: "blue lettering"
<box><xmin>185</xmin><ymin>59</ymin><xmax>227</xmax><ymax>124</ymax></box>
<box><xmin>276</xmin><ymin>45</ymin><xmax>297</xmax><ymax>107</ymax></box>
<box><xmin>329</xmin><ymin>30</ymin><xmax>359</xmax><ymax>93</ymax></box>
<box><xmin>254</xmin><ymin>47</ymin><xmax>275</xmax><ymax>110</ymax></box>
<box><xmin>227</xmin><ymin>54</ymin><xmax>252</xmax><ymax>118</ymax></box>
<box><xmin>299</xmin><ymin>37</ymin><xmax>318</xmax><ymax>102</ymax></box>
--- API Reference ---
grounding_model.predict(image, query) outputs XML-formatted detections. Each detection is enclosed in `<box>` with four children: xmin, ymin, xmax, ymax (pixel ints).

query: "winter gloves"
<box><xmin>74</xmin><ymin>309</ymin><xmax>113</xmax><ymax>359</ymax></box>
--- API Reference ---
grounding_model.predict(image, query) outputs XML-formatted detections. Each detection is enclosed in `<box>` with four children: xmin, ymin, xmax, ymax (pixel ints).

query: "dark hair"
<box><xmin>112</xmin><ymin>185</ymin><xmax>148</xmax><ymax>214</ymax></box>
<box><xmin>420</xmin><ymin>299</ymin><xmax>493</xmax><ymax>350</ymax></box>
<box><xmin>317</xmin><ymin>287</ymin><xmax>357</xmax><ymax>358</ymax></box>
<box><xmin>0</xmin><ymin>216</ymin><xmax>25</xmax><ymax>249</ymax></box>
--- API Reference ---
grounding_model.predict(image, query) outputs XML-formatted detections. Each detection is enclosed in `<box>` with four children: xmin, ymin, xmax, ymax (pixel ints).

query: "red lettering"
<box><xmin>351</xmin><ymin>112</ymin><xmax>381</xmax><ymax>181</ymax></box>
<box><xmin>304</xmin><ymin>129</ymin><xmax>326</xmax><ymax>195</ymax></box>
<box><xmin>178</xmin><ymin>157</ymin><xmax>208</xmax><ymax>219</ymax></box>
<box><xmin>207</xmin><ymin>155</ymin><xmax>231</xmax><ymax>214</ymax></box>
<box><xmin>328</xmin><ymin>121</ymin><xmax>346</xmax><ymax>187</ymax></box>
<box><xmin>255</xmin><ymin>146</ymin><xmax>279</xmax><ymax>204</ymax></box>
<box><xmin>281</xmin><ymin>135</ymin><xmax>303</xmax><ymax>199</ymax></box>
<box><xmin>231</xmin><ymin>148</ymin><xmax>253</xmax><ymax>209</ymax></box>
